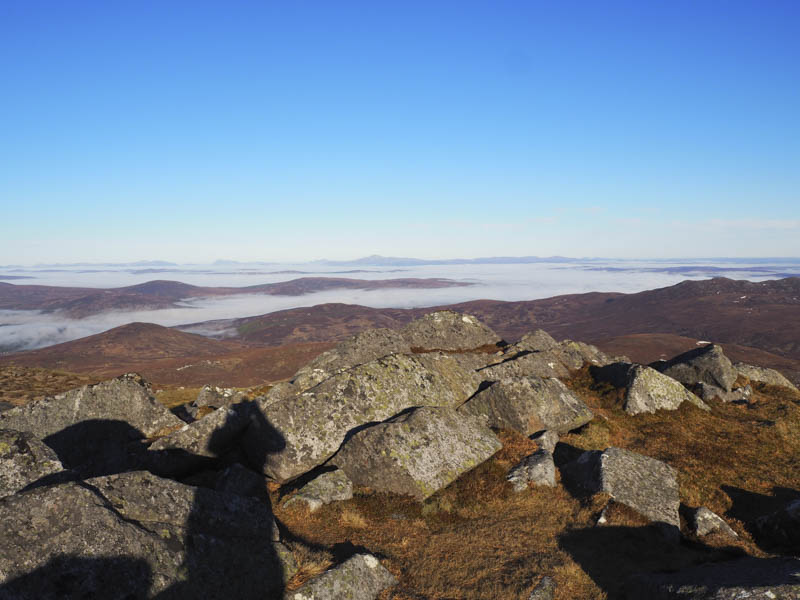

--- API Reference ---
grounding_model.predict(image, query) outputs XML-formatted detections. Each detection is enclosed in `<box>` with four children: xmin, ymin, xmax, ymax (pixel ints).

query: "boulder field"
<box><xmin>1</xmin><ymin>311</ymin><xmax>799</xmax><ymax>599</ymax></box>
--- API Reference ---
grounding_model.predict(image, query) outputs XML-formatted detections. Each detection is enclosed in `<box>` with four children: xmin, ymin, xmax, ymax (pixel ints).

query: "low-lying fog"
<box><xmin>2</xmin><ymin>259</ymin><xmax>798</xmax><ymax>352</ymax></box>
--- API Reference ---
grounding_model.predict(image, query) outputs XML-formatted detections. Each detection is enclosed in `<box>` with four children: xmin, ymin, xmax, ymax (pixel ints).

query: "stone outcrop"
<box><xmin>244</xmin><ymin>353</ymin><xmax>481</xmax><ymax>482</ymax></box>
<box><xmin>401</xmin><ymin>311</ymin><xmax>501</xmax><ymax>350</ymax></box>
<box><xmin>292</xmin><ymin>328</ymin><xmax>411</xmax><ymax>391</ymax></box>
<box><xmin>289</xmin><ymin>553</ymin><xmax>396</xmax><ymax>600</ymax></box>
<box><xmin>196</xmin><ymin>384</ymin><xmax>246</xmax><ymax>408</ymax></box>
<box><xmin>458</xmin><ymin>376</ymin><xmax>593</xmax><ymax>434</ymax></box>
<box><xmin>284</xmin><ymin>469</ymin><xmax>353</xmax><ymax>512</ymax></box>
<box><xmin>479</xmin><ymin>351</ymin><xmax>572</xmax><ymax>380</ymax></box>
<box><xmin>515</xmin><ymin>330</ymin><xmax>559</xmax><ymax>353</ymax></box>
<box><xmin>0</xmin><ymin>471</ymin><xmax>291</xmax><ymax>598</ymax></box>
<box><xmin>735</xmin><ymin>362</ymin><xmax>798</xmax><ymax>390</ymax></box>
<box><xmin>624</xmin><ymin>557</ymin><xmax>800</xmax><ymax>599</ymax></box>
<box><xmin>698</xmin><ymin>382</ymin><xmax>752</xmax><ymax>404</ymax></box>
<box><xmin>563</xmin><ymin>447</ymin><xmax>680</xmax><ymax>527</ymax></box>
<box><xmin>593</xmin><ymin>363</ymin><xmax>709</xmax><ymax>414</ymax></box>
<box><xmin>531</xmin><ymin>430</ymin><xmax>559</xmax><ymax>453</ymax></box>
<box><xmin>215</xmin><ymin>463</ymin><xmax>268</xmax><ymax>500</ymax></box>
<box><xmin>333</xmin><ymin>407</ymin><xmax>501</xmax><ymax>500</ymax></box>
<box><xmin>689</xmin><ymin>506</ymin><xmax>737</xmax><ymax>538</ymax></box>
<box><xmin>149</xmin><ymin>403</ymin><xmax>253</xmax><ymax>458</ymax></box>
<box><xmin>657</xmin><ymin>344</ymin><xmax>738</xmax><ymax>392</ymax></box>
<box><xmin>506</xmin><ymin>450</ymin><xmax>556</xmax><ymax>491</ymax></box>
<box><xmin>0</xmin><ymin>373</ymin><xmax>182</xmax><ymax>442</ymax></box>
<box><xmin>753</xmin><ymin>498</ymin><xmax>800</xmax><ymax>552</ymax></box>
<box><xmin>0</xmin><ymin>429</ymin><xmax>64</xmax><ymax>498</ymax></box>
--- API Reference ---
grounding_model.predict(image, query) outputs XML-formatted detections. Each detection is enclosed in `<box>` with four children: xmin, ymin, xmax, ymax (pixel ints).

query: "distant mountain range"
<box><xmin>3</xmin><ymin>276</ymin><xmax>799</xmax><ymax>387</ymax></box>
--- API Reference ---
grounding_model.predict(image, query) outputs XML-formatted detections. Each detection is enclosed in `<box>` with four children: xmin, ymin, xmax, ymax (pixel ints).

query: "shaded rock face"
<box><xmin>0</xmin><ymin>471</ymin><xmax>290</xmax><ymax>599</ymax></box>
<box><xmin>289</xmin><ymin>553</ymin><xmax>396</xmax><ymax>600</ymax></box>
<box><xmin>149</xmin><ymin>402</ymin><xmax>253</xmax><ymax>458</ymax></box>
<box><xmin>564</xmin><ymin>447</ymin><xmax>680</xmax><ymax>527</ymax></box>
<box><xmin>754</xmin><ymin>498</ymin><xmax>800</xmax><ymax>553</ymax></box>
<box><xmin>333</xmin><ymin>406</ymin><xmax>501</xmax><ymax>500</ymax></box>
<box><xmin>0</xmin><ymin>429</ymin><xmax>63</xmax><ymax>498</ymax></box>
<box><xmin>659</xmin><ymin>344</ymin><xmax>738</xmax><ymax>392</ymax></box>
<box><xmin>592</xmin><ymin>363</ymin><xmax>709</xmax><ymax>415</ymax></box>
<box><xmin>506</xmin><ymin>450</ymin><xmax>556</xmax><ymax>491</ymax></box>
<box><xmin>624</xmin><ymin>557</ymin><xmax>800</xmax><ymax>599</ymax></box>
<box><xmin>0</xmin><ymin>373</ymin><xmax>182</xmax><ymax>442</ymax></box>
<box><xmin>215</xmin><ymin>462</ymin><xmax>268</xmax><ymax>500</ymax></box>
<box><xmin>736</xmin><ymin>362</ymin><xmax>798</xmax><ymax>390</ymax></box>
<box><xmin>292</xmin><ymin>328</ymin><xmax>411</xmax><ymax>391</ymax></box>
<box><xmin>531</xmin><ymin>430</ymin><xmax>559</xmax><ymax>453</ymax></box>
<box><xmin>284</xmin><ymin>469</ymin><xmax>353</xmax><ymax>512</ymax></box>
<box><xmin>401</xmin><ymin>310</ymin><xmax>501</xmax><ymax>350</ymax></box>
<box><xmin>459</xmin><ymin>376</ymin><xmax>593</xmax><ymax>434</ymax></box>
<box><xmin>244</xmin><ymin>353</ymin><xmax>481</xmax><ymax>483</ymax></box>
<box><xmin>690</xmin><ymin>506</ymin><xmax>738</xmax><ymax>538</ymax></box>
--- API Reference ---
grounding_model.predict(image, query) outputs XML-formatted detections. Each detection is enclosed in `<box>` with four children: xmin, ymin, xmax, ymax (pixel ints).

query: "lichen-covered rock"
<box><xmin>292</xmin><ymin>328</ymin><xmax>411</xmax><ymax>391</ymax></box>
<box><xmin>333</xmin><ymin>407</ymin><xmax>501</xmax><ymax>500</ymax></box>
<box><xmin>516</xmin><ymin>330</ymin><xmax>559</xmax><ymax>352</ymax></box>
<box><xmin>289</xmin><ymin>553</ymin><xmax>396</xmax><ymax>600</ymax></box>
<box><xmin>529</xmin><ymin>575</ymin><xmax>556</xmax><ymax>600</ymax></box>
<box><xmin>401</xmin><ymin>311</ymin><xmax>501</xmax><ymax>350</ymax></box>
<box><xmin>735</xmin><ymin>363</ymin><xmax>798</xmax><ymax>390</ymax></box>
<box><xmin>690</xmin><ymin>507</ymin><xmax>738</xmax><ymax>538</ymax></box>
<box><xmin>149</xmin><ymin>402</ymin><xmax>253</xmax><ymax>458</ymax></box>
<box><xmin>458</xmin><ymin>376</ymin><xmax>593</xmax><ymax>434</ymax></box>
<box><xmin>698</xmin><ymin>382</ymin><xmax>752</xmax><ymax>403</ymax></box>
<box><xmin>624</xmin><ymin>365</ymin><xmax>709</xmax><ymax>415</ymax></box>
<box><xmin>195</xmin><ymin>385</ymin><xmax>246</xmax><ymax>408</ymax></box>
<box><xmin>284</xmin><ymin>469</ymin><xmax>353</xmax><ymax>512</ymax></box>
<box><xmin>659</xmin><ymin>344</ymin><xmax>738</xmax><ymax>392</ymax></box>
<box><xmin>531</xmin><ymin>430</ymin><xmax>559</xmax><ymax>453</ymax></box>
<box><xmin>0</xmin><ymin>471</ymin><xmax>290</xmax><ymax>598</ymax></box>
<box><xmin>507</xmin><ymin>450</ymin><xmax>556</xmax><ymax>491</ymax></box>
<box><xmin>624</xmin><ymin>557</ymin><xmax>800</xmax><ymax>599</ymax></box>
<box><xmin>478</xmin><ymin>349</ymin><xmax>572</xmax><ymax>380</ymax></box>
<box><xmin>0</xmin><ymin>373</ymin><xmax>182</xmax><ymax>441</ymax></box>
<box><xmin>0</xmin><ymin>429</ymin><xmax>64</xmax><ymax>498</ymax></box>
<box><xmin>244</xmin><ymin>353</ymin><xmax>481</xmax><ymax>482</ymax></box>
<box><xmin>558</xmin><ymin>340</ymin><xmax>614</xmax><ymax>368</ymax></box>
<box><xmin>563</xmin><ymin>447</ymin><xmax>680</xmax><ymax>527</ymax></box>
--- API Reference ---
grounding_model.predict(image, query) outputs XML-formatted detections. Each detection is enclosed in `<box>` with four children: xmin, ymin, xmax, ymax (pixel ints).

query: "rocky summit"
<box><xmin>1</xmin><ymin>311</ymin><xmax>799</xmax><ymax>599</ymax></box>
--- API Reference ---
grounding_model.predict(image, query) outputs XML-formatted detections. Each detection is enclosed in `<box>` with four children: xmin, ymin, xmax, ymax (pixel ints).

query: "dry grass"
<box><xmin>0</xmin><ymin>365</ymin><xmax>97</xmax><ymax>406</ymax></box>
<box><xmin>273</xmin><ymin>368</ymin><xmax>800</xmax><ymax>599</ymax></box>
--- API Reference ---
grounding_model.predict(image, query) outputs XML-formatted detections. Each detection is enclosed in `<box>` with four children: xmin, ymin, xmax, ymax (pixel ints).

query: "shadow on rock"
<box><xmin>723</xmin><ymin>484</ymin><xmax>800</xmax><ymax>555</ymax></box>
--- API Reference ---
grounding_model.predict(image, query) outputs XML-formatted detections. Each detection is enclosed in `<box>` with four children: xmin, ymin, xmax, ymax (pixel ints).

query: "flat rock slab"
<box><xmin>736</xmin><ymin>362</ymin><xmax>798</xmax><ymax>390</ymax></box>
<box><xmin>292</xmin><ymin>328</ymin><xmax>411</xmax><ymax>391</ymax></box>
<box><xmin>333</xmin><ymin>406</ymin><xmax>501</xmax><ymax>500</ymax></box>
<box><xmin>401</xmin><ymin>311</ymin><xmax>501</xmax><ymax>351</ymax></box>
<box><xmin>289</xmin><ymin>553</ymin><xmax>396</xmax><ymax>600</ymax></box>
<box><xmin>0</xmin><ymin>429</ymin><xmax>64</xmax><ymax>498</ymax></box>
<box><xmin>459</xmin><ymin>376</ymin><xmax>593</xmax><ymax>434</ymax></box>
<box><xmin>284</xmin><ymin>469</ymin><xmax>353</xmax><ymax>512</ymax></box>
<box><xmin>625</xmin><ymin>557</ymin><xmax>800</xmax><ymax>599</ymax></box>
<box><xmin>659</xmin><ymin>344</ymin><xmax>738</xmax><ymax>392</ymax></box>
<box><xmin>0</xmin><ymin>470</ymin><xmax>290</xmax><ymax>599</ymax></box>
<box><xmin>244</xmin><ymin>353</ymin><xmax>480</xmax><ymax>483</ymax></box>
<box><xmin>564</xmin><ymin>447</ymin><xmax>680</xmax><ymax>527</ymax></box>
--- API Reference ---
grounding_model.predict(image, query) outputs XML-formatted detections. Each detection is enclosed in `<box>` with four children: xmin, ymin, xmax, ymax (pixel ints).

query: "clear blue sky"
<box><xmin>1</xmin><ymin>0</ymin><xmax>798</xmax><ymax>263</ymax></box>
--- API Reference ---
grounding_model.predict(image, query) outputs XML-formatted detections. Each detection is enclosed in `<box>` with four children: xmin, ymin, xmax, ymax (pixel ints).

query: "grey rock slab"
<box><xmin>0</xmin><ymin>429</ymin><xmax>64</xmax><ymax>498</ymax></box>
<box><xmin>284</xmin><ymin>469</ymin><xmax>353</xmax><ymax>512</ymax></box>
<box><xmin>531</xmin><ymin>430</ymin><xmax>559</xmax><ymax>453</ymax></box>
<box><xmin>699</xmin><ymin>383</ymin><xmax>752</xmax><ymax>403</ymax></box>
<box><xmin>507</xmin><ymin>450</ymin><xmax>556</xmax><ymax>491</ymax></box>
<box><xmin>517</xmin><ymin>330</ymin><xmax>559</xmax><ymax>352</ymax></box>
<box><xmin>736</xmin><ymin>363</ymin><xmax>798</xmax><ymax>390</ymax></box>
<box><xmin>244</xmin><ymin>353</ymin><xmax>480</xmax><ymax>483</ymax></box>
<box><xmin>458</xmin><ymin>375</ymin><xmax>593</xmax><ymax>434</ymax></box>
<box><xmin>624</xmin><ymin>557</ymin><xmax>800</xmax><ymax>599</ymax></box>
<box><xmin>564</xmin><ymin>447</ymin><xmax>680</xmax><ymax>527</ymax></box>
<box><xmin>625</xmin><ymin>365</ymin><xmax>709</xmax><ymax>415</ymax></box>
<box><xmin>292</xmin><ymin>328</ymin><xmax>411</xmax><ymax>391</ymax></box>
<box><xmin>0</xmin><ymin>470</ymin><xmax>289</xmax><ymax>598</ymax></box>
<box><xmin>661</xmin><ymin>344</ymin><xmax>738</xmax><ymax>392</ymax></box>
<box><xmin>690</xmin><ymin>507</ymin><xmax>738</xmax><ymax>538</ymax></box>
<box><xmin>288</xmin><ymin>553</ymin><xmax>396</xmax><ymax>600</ymax></box>
<box><xmin>149</xmin><ymin>403</ymin><xmax>253</xmax><ymax>458</ymax></box>
<box><xmin>215</xmin><ymin>462</ymin><xmax>268</xmax><ymax>500</ymax></box>
<box><xmin>558</xmin><ymin>340</ymin><xmax>614</xmax><ymax>368</ymax></box>
<box><xmin>478</xmin><ymin>349</ymin><xmax>572</xmax><ymax>380</ymax></box>
<box><xmin>0</xmin><ymin>373</ymin><xmax>182</xmax><ymax>440</ymax></box>
<box><xmin>333</xmin><ymin>406</ymin><xmax>502</xmax><ymax>500</ymax></box>
<box><xmin>754</xmin><ymin>498</ymin><xmax>800</xmax><ymax>552</ymax></box>
<box><xmin>401</xmin><ymin>310</ymin><xmax>501</xmax><ymax>351</ymax></box>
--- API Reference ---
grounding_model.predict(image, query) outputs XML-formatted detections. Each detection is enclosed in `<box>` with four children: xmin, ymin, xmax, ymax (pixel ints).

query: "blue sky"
<box><xmin>1</xmin><ymin>0</ymin><xmax>798</xmax><ymax>263</ymax></box>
